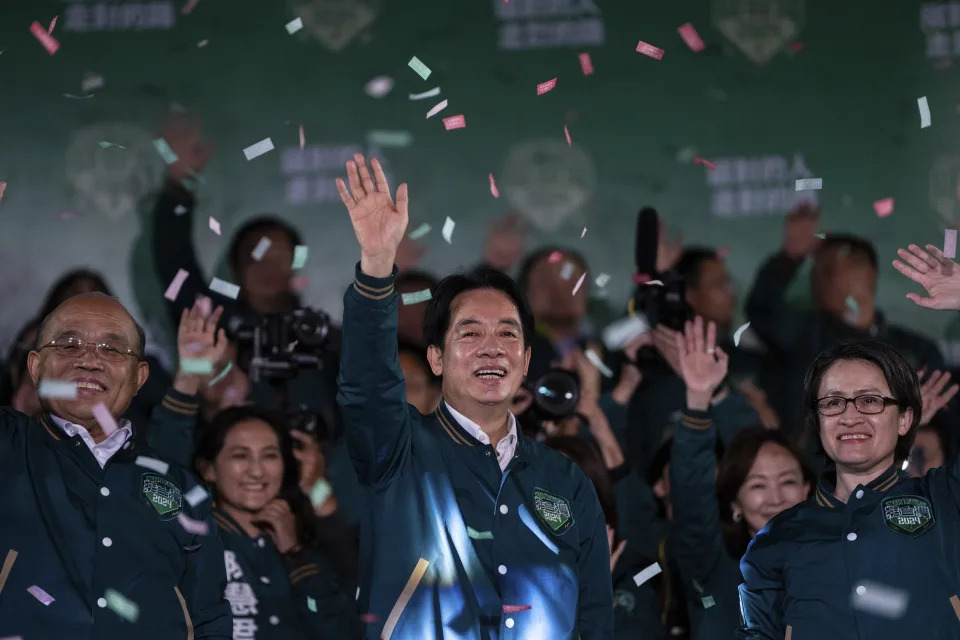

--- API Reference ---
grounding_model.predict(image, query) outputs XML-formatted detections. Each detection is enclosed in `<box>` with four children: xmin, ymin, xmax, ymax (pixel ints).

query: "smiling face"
<box><xmin>27</xmin><ymin>294</ymin><xmax>148</xmax><ymax>434</ymax></box>
<box><xmin>817</xmin><ymin>359</ymin><xmax>912</xmax><ymax>475</ymax></box>
<box><xmin>427</xmin><ymin>288</ymin><xmax>531</xmax><ymax>412</ymax></box>
<box><xmin>733</xmin><ymin>442</ymin><xmax>810</xmax><ymax>536</ymax></box>
<box><xmin>202</xmin><ymin>419</ymin><xmax>284</xmax><ymax>513</ymax></box>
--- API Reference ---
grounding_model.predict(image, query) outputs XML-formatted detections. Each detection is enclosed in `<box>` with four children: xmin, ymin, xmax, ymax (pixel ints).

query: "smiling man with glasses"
<box><xmin>0</xmin><ymin>292</ymin><xmax>231</xmax><ymax>639</ymax></box>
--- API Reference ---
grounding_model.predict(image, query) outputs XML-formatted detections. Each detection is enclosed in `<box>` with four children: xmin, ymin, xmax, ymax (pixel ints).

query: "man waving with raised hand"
<box><xmin>335</xmin><ymin>154</ymin><xmax>613</xmax><ymax>639</ymax></box>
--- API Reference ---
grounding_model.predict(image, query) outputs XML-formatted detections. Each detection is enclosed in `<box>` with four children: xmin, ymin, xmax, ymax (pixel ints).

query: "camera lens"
<box><xmin>293</xmin><ymin>309</ymin><xmax>330</xmax><ymax>347</ymax></box>
<box><xmin>532</xmin><ymin>369</ymin><xmax>580</xmax><ymax>419</ymax></box>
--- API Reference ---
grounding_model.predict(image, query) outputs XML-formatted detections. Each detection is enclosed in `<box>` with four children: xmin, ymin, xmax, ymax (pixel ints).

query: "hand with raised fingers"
<box><xmin>675</xmin><ymin>316</ymin><xmax>729</xmax><ymax>411</ymax></box>
<box><xmin>893</xmin><ymin>243</ymin><xmax>960</xmax><ymax>311</ymax></box>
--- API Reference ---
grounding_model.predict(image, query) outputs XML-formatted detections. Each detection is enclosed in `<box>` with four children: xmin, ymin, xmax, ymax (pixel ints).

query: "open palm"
<box><xmin>893</xmin><ymin>243</ymin><xmax>960</xmax><ymax>311</ymax></box>
<box><xmin>336</xmin><ymin>153</ymin><xmax>408</xmax><ymax>268</ymax></box>
<box><xmin>177</xmin><ymin>299</ymin><xmax>227</xmax><ymax>374</ymax></box>
<box><xmin>675</xmin><ymin>316</ymin><xmax>728</xmax><ymax>395</ymax></box>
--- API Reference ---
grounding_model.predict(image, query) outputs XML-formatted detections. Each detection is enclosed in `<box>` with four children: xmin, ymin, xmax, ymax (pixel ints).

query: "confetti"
<box><xmin>443</xmin><ymin>114</ymin><xmax>466</xmax><ymax>130</ymax></box>
<box><xmin>795</xmin><ymin>178</ymin><xmax>822</xmax><ymax>191</ymax></box>
<box><xmin>814</xmin><ymin>232</ymin><xmax>826</xmax><ymax>239</ymax></box>
<box><xmin>209</xmin><ymin>277</ymin><xmax>240</xmax><ymax>299</ymax></box>
<box><xmin>81</xmin><ymin>74</ymin><xmax>104</xmax><ymax>94</ymax></box>
<box><xmin>309</xmin><ymin>479</ymin><xmax>332</xmax><ymax>508</ymax></box>
<box><xmin>503</xmin><ymin>605</ymin><xmax>532</xmax><ymax>613</ymax></box>
<box><xmin>918</xmin><ymin>96</ymin><xmax>931</xmax><ymax>128</ymax></box>
<box><xmin>548</xmin><ymin>251</ymin><xmax>564</xmax><ymax>264</ymax></box>
<box><xmin>581</xmin><ymin>227</ymin><xmax>587</xmax><ymax>238</ymax></box>
<box><xmin>585</xmin><ymin>349</ymin><xmax>614</xmax><ymax>378</ymax></box>
<box><xmin>63</xmin><ymin>93</ymin><xmax>94</xmax><ymax>99</ymax></box>
<box><xmin>601</xmin><ymin>315</ymin><xmax>650</xmax><ymax>351</ymax></box>
<box><xmin>572</xmin><ymin>272</ymin><xmax>587</xmax><ymax>295</ymax></box>
<box><xmin>27</xmin><ymin>585</ymin><xmax>55</xmax><ymax>606</ymax></box>
<box><xmin>367</xmin><ymin>131</ymin><xmax>413</xmax><ymax>147</ymax></box>
<box><xmin>733</xmin><ymin>322</ymin><xmax>751</xmax><ymax>347</ymax></box>
<box><xmin>207</xmin><ymin>361</ymin><xmax>233</xmax><ymax>387</ymax></box>
<box><xmin>208</xmin><ymin>217</ymin><xmax>221</xmax><ymax>236</ymax></box>
<box><xmin>365</xmin><ymin>76</ymin><xmax>394</xmax><ymax>98</ymax></box>
<box><xmin>426</xmin><ymin>99</ymin><xmax>448</xmax><ymax>119</ymax></box>
<box><xmin>197</xmin><ymin>39</ymin><xmax>208</xmax><ymax>47</ymax></box>
<box><xmin>578</xmin><ymin>52</ymin><xmax>594</xmax><ymax>75</ymax></box>
<box><xmin>677</xmin><ymin>23</ymin><xmax>705</xmax><ymax>52</ymax></box>
<box><xmin>30</xmin><ymin>21</ymin><xmax>59</xmax><ymax>55</ymax></box>
<box><xmin>164</xmin><ymin>269</ymin><xmax>189</xmax><ymax>301</ymax></box>
<box><xmin>153</xmin><ymin>138</ymin><xmax>179</xmax><ymax>165</ymax></box>
<box><xmin>694</xmin><ymin>157</ymin><xmax>716</xmax><ymax>170</ymax></box>
<box><xmin>135</xmin><ymin>456</ymin><xmax>170</xmax><ymax>474</ymax></box>
<box><xmin>92</xmin><ymin>402</ymin><xmax>118</xmax><ymax>437</ymax></box>
<box><xmin>98</xmin><ymin>141</ymin><xmax>126</xmax><ymax>150</ymax></box>
<box><xmin>182</xmin><ymin>0</ymin><xmax>201</xmax><ymax>14</ymax></box>
<box><xmin>844</xmin><ymin>296</ymin><xmax>859</xmax><ymax>323</ymax></box>
<box><xmin>537</xmin><ymin>78</ymin><xmax>557</xmax><ymax>95</ymax></box>
<box><xmin>636</xmin><ymin>41</ymin><xmax>664</xmax><ymax>60</ymax></box>
<box><xmin>181</xmin><ymin>358</ymin><xmax>213</xmax><ymax>375</ymax></box>
<box><xmin>873</xmin><ymin>197</ymin><xmax>894</xmax><ymax>218</ymax></box>
<box><xmin>38</xmin><ymin>380</ymin><xmax>77</xmax><ymax>399</ymax></box>
<box><xmin>442</xmin><ymin>217</ymin><xmax>456</xmax><ymax>243</ymax></box>
<box><xmin>945</xmin><ymin>228</ymin><xmax>958</xmax><ymax>259</ymax></box>
<box><xmin>851</xmin><ymin>582</ymin><xmax>908</xmax><ymax>619</ymax></box>
<box><xmin>174</xmin><ymin>204</ymin><xmax>187</xmax><ymax>215</ymax></box>
<box><xmin>104</xmin><ymin>588</ymin><xmax>140</xmax><ymax>622</ymax></box>
<box><xmin>299</xmin><ymin>124</ymin><xmax>305</xmax><ymax>150</ymax></box>
<box><xmin>307</xmin><ymin>596</ymin><xmax>317</xmax><ymax>612</ymax></box>
<box><xmin>633</xmin><ymin>562</ymin><xmax>662</xmax><ymax>586</ymax></box>
<box><xmin>401</xmin><ymin>289</ymin><xmax>433</xmax><ymax>305</ymax></box>
<box><xmin>408</xmin><ymin>56</ymin><xmax>432</xmax><ymax>81</ymax></box>
<box><xmin>292</xmin><ymin>245</ymin><xmax>309</xmax><ymax>269</ymax></box>
<box><xmin>408</xmin><ymin>86</ymin><xmax>440</xmax><ymax>100</ymax></box>
<box><xmin>251</xmin><ymin>236</ymin><xmax>272</xmax><ymax>261</ymax></box>
<box><xmin>285</xmin><ymin>17</ymin><xmax>303</xmax><ymax>34</ymax></box>
<box><xmin>408</xmin><ymin>223</ymin><xmax>431</xmax><ymax>240</ymax></box>
<box><xmin>489</xmin><ymin>173</ymin><xmax>499</xmax><ymax>198</ymax></box>
<box><xmin>0</xmin><ymin>182</ymin><xmax>6</xmax><ymax>202</ymax></box>
<box><xmin>595</xmin><ymin>273</ymin><xmax>610</xmax><ymax>287</ymax></box>
<box><xmin>466</xmin><ymin>526</ymin><xmax>494</xmax><ymax>540</ymax></box>
<box><xmin>243</xmin><ymin>137</ymin><xmax>275</xmax><ymax>161</ymax></box>
<box><xmin>176</xmin><ymin>513</ymin><xmax>209</xmax><ymax>536</ymax></box>
<box><xmin>559</xmin><ymin>262</ymin><xmax>574</xmax><ymax>280</ymax></box>
<box><xmin>702</xmin><ymin>596</ymin><xmax>716</xmax><ymax>609</ymax></box>
<box><xmin>639</xmin><ymin>279</ymin><xmax>664</xmax><ymax>286</ymax></box>
<box><xmin>184</xmin><ymin>485</ymin><xmax>209</xmax><ymax>507</ymax></box>
<box><xmin>48</xmin><ymin>15</ymin><xmax>59</xmax><ymax>33</ymax></box>
<box><xmin>564</xmin><ymin>125</ymin><xmax>571</xmax><ymax>147</ymax></box>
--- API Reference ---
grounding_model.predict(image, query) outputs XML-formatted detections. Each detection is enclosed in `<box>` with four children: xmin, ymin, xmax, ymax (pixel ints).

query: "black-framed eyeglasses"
<box><xmin>39</xmin><ymin>336</ymin><xmax>140</xmax><ymax>362</ymax></box>
<box><xmin>816</xmin><ymin>394</ymin><xmax>900</xmax><ymax>417</ymax></box>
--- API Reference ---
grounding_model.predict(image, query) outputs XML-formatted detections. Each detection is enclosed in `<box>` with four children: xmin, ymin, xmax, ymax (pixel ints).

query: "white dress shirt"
<box><xmin>445</xmin><ymin>402</ymin><xmax>518</xmax><ymax>472</ymax></box>
<box><xmin>50</xmin><ymin>414</ymin><xmax>133</xmax><ymax>468</ymax></box>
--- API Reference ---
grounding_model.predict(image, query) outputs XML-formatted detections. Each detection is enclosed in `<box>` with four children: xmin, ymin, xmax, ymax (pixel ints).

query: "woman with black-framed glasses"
<box><xmin>737</xmin><ymin>339</ymin><xmax>960</xmax><ymax>639</ymax></box>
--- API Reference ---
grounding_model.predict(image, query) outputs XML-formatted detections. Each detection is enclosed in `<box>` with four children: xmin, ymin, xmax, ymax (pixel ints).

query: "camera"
<box><xmin>227</xmin><ymin>307</ymin><xmax>332</xmax><ymax>384</ymax></box>
<box><xmin>526</xmin><ymin>368</ymin><xmax>581</xmax><ymax>420</ymax></box>
<box><xmin>631</xmin><ymin>206</ymin><xmax>692</xmax><ymax>333</ymax></box>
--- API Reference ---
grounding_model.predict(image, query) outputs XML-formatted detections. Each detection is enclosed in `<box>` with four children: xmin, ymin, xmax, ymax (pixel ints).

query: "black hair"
<box><xmin>716</xmin><ymin>427</ymin><xmax>814</xmax><ymax>557</ymax></box>
<box><xmin>228</xmin><ymin>216</ymin><xmax>303</xmax><ymax>279</ymax></box>
<box><xmin>397</xmin><ymin>339</ymin><xmax>440</xmax><ymax>388</ymax></box>
<box><xmin>675</xmin><ymin>247</ymin><xmax>720</xmax><ymax>290</ymax></box>
<box><xmin>817</xmin><ymin>234</ymin><xmax>878</xmax><ymax>271</ymax></box>
<box><xmin>802</xmin><ymin>340</ymin><xmax>922</xmax><ymax>465</ymax></box>
<box><xmin>544</xmin><ymin>436</ymin><xmax>618</xmax><ymax>531</ymax></box>
<box><xmin>422</xmin><ymin>268</ymin><xmax>536</xmax><ymax>350</ymax></box>
<box><xmin>516</xmin><ymin>246</ymin><xmax>589</xmax><ymax>296</ymax></box>
<box><xmin>396</xmin><ymin>270</ymin><xmax>440</xmax><ymax>293</ymax></box>
<box><xmin>39</xmin><ymin>268</ymin><xmax>112</xmax><ymax>320</ymax></box>
<box><xmin>192</xmin><ymin>405</ymin><xmax>322</xmax><ymax>547</ymax></box>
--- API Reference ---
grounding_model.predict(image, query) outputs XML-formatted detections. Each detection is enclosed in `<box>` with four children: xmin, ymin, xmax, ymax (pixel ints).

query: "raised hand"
<box><xmin>290</xmin><ymin>429</ymin><xmax>325</xmax><ymax>495</ymax></box>
<box><xmin>782</xmin><ymin>202</ymin><xmax>821</xmax><ymax>260</ymax></box>
<box><xmin>177</xmin><ymin>298</ymin><xmax>228</xmax><ymax>374</ymax></box>
<box><xmin>158</xmin><ymin>112</ymin><xmax>215</xmax><ymax>184</ymax></box>
<box><xmin>336</xmin><ymin>153</ymin><xmax>408</xmax><ymax>278</ymax></box>
<box><xmin>675</xmin><ymin>316</ymin><xmax>729</xmax><ymax>411</ymax></box>
<box><xmin>917</xmin><ymin>368</ymin><xmax>960</xmax><ymax>426</ymax></box>
<box><xmin>252</xmin><ymin>499</ymin><xmax>299</xmax><ymax>553</ymax></box>
<box><xmin>893</xmin><ymin>244</ymin><xmax>960</xmax><ymax>311</ymax></box>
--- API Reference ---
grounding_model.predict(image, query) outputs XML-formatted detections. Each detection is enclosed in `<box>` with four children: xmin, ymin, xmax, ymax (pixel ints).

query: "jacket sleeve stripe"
<box><xmin>382</xmin><ymin>557</ymin><xmax>430</xmax><ymax>640</ymax></box>
<box><xmin>0</xmin><ymin>549</ymin><xmax>17</xmax><ymax>595</ymax></box>
<box><xmin>353</xmin><ymin>281</ymin><xmax>394</xmax><ymax>300</ymax></box>
<box><xmin>174</xmin><ymin>585</ymin><xmax>195</xmax><ymax>640</ymax></box>
<box><xmin>289</xmin><ymin>566</ymin><xmax>321</xmax><ymax>585</ymax></box>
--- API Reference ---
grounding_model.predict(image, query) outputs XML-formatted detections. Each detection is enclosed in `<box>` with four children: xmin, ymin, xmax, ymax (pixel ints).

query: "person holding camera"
<box><xmin>335</xmin><ymin>153</ymin><xmax>613</xmax><ymax>638</ymax></box>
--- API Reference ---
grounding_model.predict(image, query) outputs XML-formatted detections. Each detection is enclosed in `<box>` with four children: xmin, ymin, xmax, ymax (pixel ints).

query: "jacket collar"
<box><xmin>212</xmin><ymin>506</ymin><xmax>247</xmax><ymax>537</ymax></box>
<box><xmin>814</xmin><ymin>463</ymin><xmax>902</xmax><ymax>508</ymax></box>
<box><xmin>433</xmin><ymin>398</ymin><xmax>537</xmax><ymax>460</ymax></box>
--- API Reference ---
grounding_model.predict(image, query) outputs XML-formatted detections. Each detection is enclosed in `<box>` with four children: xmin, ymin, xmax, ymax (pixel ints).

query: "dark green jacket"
<box><xmin>212</xmin><ymin>508</ymin><xmax>358</xmax><ymax>639</ymax></box>
<box><xmin>339</xmin><ymin>264</ymin><xmax>613</xmax><ymax>639</ymax></box>
<box><xmin>739</xmin><ymin>462</ymin><xmax>960</xmax><ymax>639</ymax></box>
<box><xmin>0</xmin><ymin>409</ymin><xmax>231</xmax><ymax>639</ymax></box>
<box><xmin>671</xmin><ymin>409</ymin><xmax>743</xmax><ymax>640</ymax></box>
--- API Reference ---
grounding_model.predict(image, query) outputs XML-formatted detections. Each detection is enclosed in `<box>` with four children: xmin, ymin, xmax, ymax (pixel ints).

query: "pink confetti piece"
<box><xmin>945</xmin><ymin>229</ymin><xmax>958</xmax><ymax>259</ymax></box>
<box><xmin>209</xmin><ymin>216</ymin><xmax>221</xmax><ymax>236</ymax></box>
<box><xmin>636</xmin><ymin>41</ymin><xmax>664</xmax><ymax>60</ymax></box>
<box><xmin>572</xmin><ymin>272</ymin><xmax>587</xmax><ymax>295</ymax></box>
<box><xmin>489</xmin><ymin>173</ymin><xmax>499</xmax><ymax>198</ymax></box>
<box><xmin>548</xmin><ymin>250</ymin><xmax>563</xmax><ymax>264</ymax></box>
<box><xmin>299</xmin><ymin>125</ymin><xmax>305</xmax><ymax>150</ymax></box>
<box><xmin>537</xmin><ymin>78</ymin><xmax>557</xmax><ymax>95</ymax></box>
<box><xmin>578</xmin><ymin>52</ymin><xmax>594</xmax><ymax>75</ymax></box>
<box><xmin>182</xmin><ymin>0</ymin><xmax>201</xmax><ymax>14</ymax></box>
<box><xmin>581</xmin><ymin>227</ymin><xmax>587</xmax><ymax>238</ymax></box>
<box><xmin>677</xmin><ymin>23</ymin><xmax>705</xmax><ymax>52</ymax></box>
<box><xmin>717</xmin><ymin>246</ymin><xmax>730</xmax><ymax>259</ymax></box>
<box><xmin>361</xmin><ymin>614</ymin><xmax>379</xmax><ymax>624</ymax></box>
<box><xmin>177</xmin><ymin>512</ymin><xmax>209</xmax><ymax>535</ymax></box>
<box><xmin>694</xmin><ymin>157</ymin><xmax>716</xmax><ymax>169</ymax></box>
<box><xmin>164</xmin><ymin>269</ymin><xmax>189</xmax><ymax>302</ymax></box>
<box><xmin>48</xmin><ymin>16</ymin><xmax>59</xmax><ymax>34</ymax></box>
<box><xmin>564</xmin><ymin>125</ymin><xmax>571</xmax><ymax>147</ymax></box>
<box><xmin>30</xmin><ymin>21</ymin><xmax>59</xmax><ymax>55</ymax></box>
<box><xmin>27</xmin><ymin>585</ymin><xmax>55</xmax><ymax>606</ymax></box>
<box><xmin>0</xmin><ymin>182</ymin><xmax>6</xmax><ymax>202</ymax></box>
<box><xmin>426</xmin><ymin>99</ymin><xmax>448</xmax><ymax>119</ymax></box>
<box><xmin>443</xmin><ymin>114</ymin><xmax>466</xmax><ymax>130</ymax></box>
<box><xmin>787</xmin><ymin>42</ymin><xmax>804</xmax><ymax>52</ymax></box>
<box><xmin>873</xmin><ymin>197</ymin><xmax>894</xmax><ymax>218</ymax></box>
<box><xmin>503</xmin><ymin>605</ymin><xmax>532</xmax><ymax>613</ymax></box>
<box><xmin>91</xmin><ymin>402</ymin><xmax>119</xmax><ymax>437</ymax></box>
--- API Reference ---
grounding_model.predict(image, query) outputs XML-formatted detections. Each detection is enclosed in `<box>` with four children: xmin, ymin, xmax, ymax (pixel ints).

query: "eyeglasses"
<box><xmin>39</xmin><ymin>336</ymin><xmax>140</xmax><ymax>362</ymax></box>
<box><xmin>816</xmin><ymin>394</ymin><xmax>900</xmax><ymax>416</ymax></box>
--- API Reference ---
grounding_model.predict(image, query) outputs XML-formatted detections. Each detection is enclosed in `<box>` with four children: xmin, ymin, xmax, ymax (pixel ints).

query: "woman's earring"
<box><xmin>732</xmin><ymin>509</ymin><xmax>742</xmax><ymax>523</ymax></box>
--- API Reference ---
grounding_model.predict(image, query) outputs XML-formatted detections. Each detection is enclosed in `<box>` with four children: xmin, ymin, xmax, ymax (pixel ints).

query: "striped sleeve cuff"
<box><xmin>351</xmin><ymin>262</ymin><xmax>398</xmax><ymax>301</ymax></box>
<box><xmin>680</xmin><ymin>408</ymin><xmax>712</xmax><ymax>431</ymax></box>
<box><xmin>161</xmin><ymin>389</ymin><xmax>200</xmax><ymax>416</ymax></box>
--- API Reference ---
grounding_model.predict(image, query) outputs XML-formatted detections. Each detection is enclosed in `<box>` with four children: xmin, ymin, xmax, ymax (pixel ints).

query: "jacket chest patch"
<box><xmin>142</xmin><ymin>473</ymin><xmax>183</xmax><ymax>520</ymax></box>
<box><xmin>533</xmin><ymin>487</ymin><xmax>573</xmax><ymax>535</ymax></box>
<box><xmin>881</xmin><ymin>495</ymin><xmax>934</xmax><ymax>537</ymax></box>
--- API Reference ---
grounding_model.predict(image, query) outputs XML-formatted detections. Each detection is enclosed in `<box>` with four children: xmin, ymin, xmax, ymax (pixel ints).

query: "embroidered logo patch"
<box><xmin>142</xmin><ymin>473</ymin><xmax>183</xmax><ymax>520</ymax></box>
<box><xmin>533</xmin><ymin>487</ymin><xmax>573</xmax><ymax>535</ymax></box>
<box><xmin>881</xmin><ymin>495</ymin><xmax>934</xmax><ymax>537</ymax></box>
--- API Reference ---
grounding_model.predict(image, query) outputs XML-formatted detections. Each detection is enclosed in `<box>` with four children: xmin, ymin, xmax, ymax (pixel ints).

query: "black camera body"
<box><xmin>227</xmin><ymin>307</ymin><xmax>332</xmax><ymax>384</ymax></box>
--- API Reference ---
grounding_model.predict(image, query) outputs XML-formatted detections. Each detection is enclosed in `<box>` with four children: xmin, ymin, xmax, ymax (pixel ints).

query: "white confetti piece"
<box><xmin>292</xmin><ymin>245</ymin><xmax>309</xmax><ymax>269</ymax></box>
<box><xmin>581</xmin><ymin>227</ymin><xmax>587</xmax><ymax>238</ymax></box>
<box><xmin>251</xmin><ymin>236</ymin><xmax>272</xmax><ymax>261</ymax></box>
<box><xmin>426</xmin><ymin>99</ymin><xmax>448</xmax><ymax>119</ymax></box>
<box><xmin>401</xmin><ymin>289</ymin><xmax>432</xmax><ymax>305</ymax></box>
<box><xmin>176</xmin><ymin>513</ymin><xmax>209</xmax><ymax>536</ymax></box>
<box><xmin>595</xmin><ymin>273</ymin><xmax>610</xmax><ymax>287</ymax></box>
<box><xmin>601</xmin><ymin>315</ymin><xmax>649</xmax><ymax>351</ymax></box>
<box><xmin>409</xmin><ymin>86</ymin><xmax>440</xmax><ymax>100</ymax></box>
<box><xmin>364</xmin><ymin>76</ymin><xmax>394</xmax><ymax>98</ymax></box>
<box><xmin>135</xmin><ymin>456</ymin><xmax>169</xmax><ymax>474</ymax></box>
<box><xmin>209</xmin><ymin>277</ymin><xmax>240</xmax><ymax>299</ymax></box>
<box><xmin>559</xmin><ymin>262</ymin><xmax>574</xmax><ymax>280</ymax></box>
<box><xmin>918</xmin><ymin>96</ymin><xmax>931</xmax><ymax>128</ymax></box>
<box><xmin>173</xmin><ymin>204</ymin><xmax>187</xmax><ymax>215</ymax></box>
<box><xmin>153</xmin><ymin>138</ymin><xmax>179</xmax><ymax>165</ymax></box>
<box><xmin>285</xmin><ymin>17</ymin><xmax>303</xmax><ymax>34</ymax></box>
<box><xmin>850</xmin><ymin>582</ymin><xmax>908</xmax><ymax>619</ymax></box>
<box><xmin>309</xmin><ymin>479</ymin><xmax>332</xmax><ymax>508</ymax></box>
<box><xmin>633</xmin><ymin>562</ymin><xmax>662</xmax><ymax>586</ymax></box>
<box><xmin>104</xmin><ymin>588</ymin><xmax>140</xmax><ymax>622</ymax></box>
<box><xmin>466</xmin><ymin>526</ymin><xmax>494</xmax><ymax>540</ymax></box>
<box><xmin>408</xmin><ymin>223</ymin><xmax>431</xmax><ymax>240</ymax></box>
<box><xmin>184</xmin><ymin>485</ymin><xmax>209</xmax><ymax>507</ymax></box>
<box><xmin>945</xmin><ymin>228</ymin><xmax>958</xmax><ymax>259</ymax></box>
<box><xmin>208</xmin><ymin>216</ymin><xmax>221</xmax><ymax>236</ymax></box>
<box><xmin>585</xmin><ymin>349</ymin><xmax>614</xmax><ymax>378</ymax></box>
<box><xmin>27</xmin><ymin>585</ymin><xmax>54</xmax><ymax>605</ymax></box>
<box><xmin>795</xmin><ymin>178</ymin><xmax>822</xmax><ymax>191</ymax></box>
<box><xmin>408</xmin><ymin>56</ymin><xmax>432</xmax><ymax>80</ymax></box>
<box><xmin>733</xmin><ymin>322</ymin><xmax>751</xmax><ymax>347</ymax></box>
<box><xmin>572</xmin><ymin>272</ymin><xmax>587</xmax><ymax>295</ymax></box>
<box><xmin>641</xmin><ymin>280</ymin><xmax>664</xmax><ymax>287</ymax></box>
<box><xmin>243</xmin><ymin>137</ymin><xmax>274</xmax><ymax>161</ymax></box>
<box><xmin>81</xmin><ymin>73</ymin><xmax>104</xmax><ymax>93</ymax></box>
<box><xmin>92</xmin><ymin>402</ymin><xmax>118</xmax><ymax>437</ymax></box>
<box><xmin>38</xmin><ymin>380</ymin><xmax>77</xmax><ymax>399</ymax></box>
<box><xmin>181</xmin><ymin>358</ymin><xmax>213</xmax><ymax>375</ymax></box>
<box><xmin>442</xmin><ymin>217</ymin><xmax>455</xmax><ymax>243</ymax></box>
<box><xmin>367</xmin><ymin>130</ymin><xmax>413</xmax><ymax>147</ymax></box>
<box><xmin>307</xmin><ymin>596</ymin><xmax>318</xmax><ymax>612</ymax></box>
<box><xmin>197</xmin><ymin>39</ymin><xmax>208</xmax><ymax>47</ymax></box>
